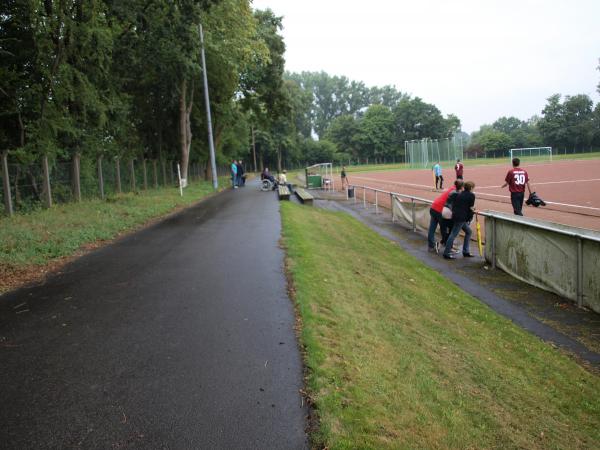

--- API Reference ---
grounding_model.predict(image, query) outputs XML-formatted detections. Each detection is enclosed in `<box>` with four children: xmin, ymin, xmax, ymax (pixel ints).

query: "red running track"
<box><xmin>348</xmin><ymin>159</ymin><xmax>600</xmax><ymax>232</ymax></box>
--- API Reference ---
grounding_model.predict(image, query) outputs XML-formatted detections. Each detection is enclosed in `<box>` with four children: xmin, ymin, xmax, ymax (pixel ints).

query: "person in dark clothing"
<box><xmin>237</xmin><ymin>160</ymin><xmax>245</xmax><ymax>186</ymax></box>
<box><xmin>427</xmin><ymin>180</ymin><xmax>463</xmax><ymax>252</ymax></box>
<box><xmin>440</xmin><ymin>183</ymin><xmax>462</xmax><ymax>249</ymax></box>
<box><xmin>443</xmin><ymin>181</ymin><xmax>476</xmax><ymax>260</ymax></box>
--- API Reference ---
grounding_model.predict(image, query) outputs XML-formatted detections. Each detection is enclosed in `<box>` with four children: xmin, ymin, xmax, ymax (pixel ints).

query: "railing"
<box><xmin>348</xmin><ymin>184</ymin><xmax>600</xmax><ymax>311</ymax></box>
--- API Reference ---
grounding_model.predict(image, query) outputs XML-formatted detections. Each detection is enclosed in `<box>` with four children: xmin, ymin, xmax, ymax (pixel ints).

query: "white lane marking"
<box><xmin>477</xmin><ymin>178</ymin><xmax>600</xmax><ymax>190</ymax></box>
<box><xmin>352</xmin><ymin>175</ymin><xmax>600</xmax><ymax>212</ymax></box>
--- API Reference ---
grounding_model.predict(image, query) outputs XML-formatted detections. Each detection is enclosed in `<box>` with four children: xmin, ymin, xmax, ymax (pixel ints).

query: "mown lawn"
<box><xmin>281</xmin><ymin>202</ymin><xmax>600</xmax><ymax>449</ymax></box>
<box><xmin>0</xmin><ymin>180</ymin><xmax>222</xmax><ymax>276</ymax></box>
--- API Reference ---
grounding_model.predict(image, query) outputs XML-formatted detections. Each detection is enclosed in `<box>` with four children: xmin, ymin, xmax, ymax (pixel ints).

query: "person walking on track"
<box><xmin>501</xmin><ymin>158</ymin><xmax>532</xmax><ymax>215</ymax></box>
<box><xmin>454</xmin><ymin>159</ymin><xmax>464</xmax><ymax>180</ymax></box>
<box><xmin>433</xmin><ymin>161</ymin><xmax>443</xmax><ymax>190</ymax></box>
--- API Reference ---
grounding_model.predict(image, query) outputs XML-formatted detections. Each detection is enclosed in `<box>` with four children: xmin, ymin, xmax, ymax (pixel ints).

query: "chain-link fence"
<box><xmin>405</xmin><ymin>134</ymin><xmax>465</xmax><ymax>169</ymax></box>
<box><xmin>1</xmin><ymin>153</ymin><xmax>229</xmax><ymax>216</ymax></box>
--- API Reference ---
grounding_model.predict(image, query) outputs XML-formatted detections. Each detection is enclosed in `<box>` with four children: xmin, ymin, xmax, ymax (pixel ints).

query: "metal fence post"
<box><xmin>577</xmin><ymin>237</ymin><xmax>583</xmax><ymax>308</ymax></box>
<box><xmin>491</xmin><ymin>217</ymin><xmax>496</xmax><ymax>269</ymax></box>
<box><xmin>161</xmin><ymin>159</ymin><xmax>167</xmax><ymax>186</ymax></box>
<box><xmin>390</xmin><ymin>193</ymin><xmax>394</xmax><ymax>222</ymax></box>
<box><xmin>153</xmin><ymin>160</ymin><xmax>158</xmax><ymax>188</ymax></box>
<box><xmin>411</xmin><ymin>199</ymin><xmax>416</xmax><ymax>232</ymax></box>
<box><xmin>73</xmin><ymin>153</ymin><xmax>81</xmax><ymax>202</ymax></box>
<box><xmin>375</xmin><ymin>190</ymin><xmax>379</xmax><ymax>214</ymax></box>
<box><xmin>2</xmin><ymin>151</ymin><xmax>13</xmax><ymax>216</ymax></box>
<box><xmin>97</xmin><ymin>155</ymin><xmax>104</xmax><ymax>200</ymax></box>
<box><xmin>354</xmin><ymin>186</ymin><xmax>357</xmax><ymax>204</ymax></box>
<box><xmin>363</xmin><ymin>187</ymin><xmax>366</xmax><ymax>208</ymax></box>
<box><xmin>42</xmin><ymin>155</ymin><xmax>52</xmax><ymax>208</ymax></box>
<box><xmin>142</xmin><ymin>158</ymin><xmax>148</xmax><ymax>190</ymax></box>
<box><xmin>130</xmin><ymin>159</ymin><xmax>136</xmax><ymax>192</ymax></box>
<box><xmin>115</xmin><ymin>158</ymin><xmax>122</xmax><ymax>193</ymax></box>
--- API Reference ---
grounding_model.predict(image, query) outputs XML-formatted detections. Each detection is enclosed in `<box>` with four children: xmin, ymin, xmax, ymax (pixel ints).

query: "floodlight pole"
<box><xmin>199</xmin><ymin>23</ymin><xmax>218</xmax><ymax>190</ymax></box>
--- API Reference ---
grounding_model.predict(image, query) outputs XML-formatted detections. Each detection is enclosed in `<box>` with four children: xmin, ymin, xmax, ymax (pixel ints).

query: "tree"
<box><xmin>356</xmin><ymin>104</ymin><xmax>396</xmax><ymax>161</ymax></box>
<box><xmin>470</xmin><ymin>125</ymin><xmax>512</xmax><ymax>152</ymax></box>
<box><xmin>392</xmin><ymin>97</ymin><xmax>448</xmax><ymax>143</ymax></box>
<box><xmin>324</xmin><ymin>115</ymin><xmax>361</xmax><ymax>159</ymax></box>
<box><xmin>538</xmin><ymin>94</ymin><xmax>595</xmax><ymax>151</ymax></box>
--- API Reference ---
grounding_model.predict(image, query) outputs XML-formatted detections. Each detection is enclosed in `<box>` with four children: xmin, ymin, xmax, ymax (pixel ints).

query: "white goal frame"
<box><xmin>305</xmin><ymin>163</ymin><xmax>334</xmax><ymax>191</ymax></box>
<box><xmin>509</xmin><ymin>147</ymin><xmax>552</xmax><ymax>161</ymax></box>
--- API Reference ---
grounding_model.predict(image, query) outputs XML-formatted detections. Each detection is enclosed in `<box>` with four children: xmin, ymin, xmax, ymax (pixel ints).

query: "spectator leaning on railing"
<box><xmin>443</xmin><ymin>181</ymin><xmax>476</xmax><ymax>260</ymax></box>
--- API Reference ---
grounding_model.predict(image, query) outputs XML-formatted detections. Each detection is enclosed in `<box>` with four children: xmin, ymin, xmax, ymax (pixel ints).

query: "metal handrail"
<box><xmin>348</xmin><ymin>184</ymin><xmax>600</xmax><ymax>244</ymax></box>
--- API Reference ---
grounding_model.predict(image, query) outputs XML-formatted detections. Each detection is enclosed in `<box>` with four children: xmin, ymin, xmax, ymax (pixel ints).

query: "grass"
<box><xmin>0</xmin><ymin>180</ymin><xmax>223</xmax><ymax>272</ymax></box>
<box><xmin>281</xmin><ymin>202</ymin><xmax>600</xmax><ymax>449</ymax></box>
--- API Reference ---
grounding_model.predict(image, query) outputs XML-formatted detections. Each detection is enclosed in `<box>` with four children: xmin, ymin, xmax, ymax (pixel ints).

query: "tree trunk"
<box><xmin>179</xmin><ymin>79</ymin><xmax>193</xmax><ymax>187</ymax></box>
<box><xmin>277</xmin><ymin>147</ymin><xmax>282</xmax><ymax>173</ymax></box>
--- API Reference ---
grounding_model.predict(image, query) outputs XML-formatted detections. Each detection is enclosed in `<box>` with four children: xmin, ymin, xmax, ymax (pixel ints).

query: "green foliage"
<box><xmin>470</xmin><ymin>126</ymin><xmax>513</xmax><ymax>152</ymax></box>
<box><xmin>538</xmin><ymin>94</ymin><xmax>598</xmax><ymax>150</ymax></box>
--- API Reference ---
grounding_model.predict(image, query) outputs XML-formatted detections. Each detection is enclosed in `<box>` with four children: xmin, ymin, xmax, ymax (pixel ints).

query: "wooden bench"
<box><xmin>294</xmin><ymin>187</ymin><xmax>314</xmax><ymax>205</ymax></box>
<box><xmin>278</xmin><ymin>184</ymin><xmax>290</xmax><ymax>200</ymax></box>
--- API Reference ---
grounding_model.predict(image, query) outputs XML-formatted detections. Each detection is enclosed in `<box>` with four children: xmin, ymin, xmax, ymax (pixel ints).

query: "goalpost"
<box><xmin>305</xmin><ymin>163</ymin><xmax>334</xmax><ymax>191</ymax></box>
<box><xmin>509</xmin><ymin>147</ymin><xmax>553</xmax><ymax>162</ymax></box>
<box><xmin>405</xmin><ymin>134</ymin><xmax>465</xmax><ymax>169</ymax></box>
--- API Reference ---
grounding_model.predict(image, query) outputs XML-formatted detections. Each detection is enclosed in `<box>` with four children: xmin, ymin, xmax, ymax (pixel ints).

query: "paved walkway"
<box><xmin>0</xmin><ymin>180</ymin><xmax>308</xmax><ymax>449</ymax></box>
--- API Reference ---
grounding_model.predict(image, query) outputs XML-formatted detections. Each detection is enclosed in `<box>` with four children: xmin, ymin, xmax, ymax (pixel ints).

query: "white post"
<box><xmin>177</xmin><ymin>163</ymin><xmax>183</xmax><ymax>197</ymax></box>
<box><xmin>363</xmin><ymin>187</ymin><xmax>366</xmax><ymax>208</ymax></box>
<box><xmin>375</xmin><ymin>190</ymin><xmax>379</xmax><ymax>214</ymax></box>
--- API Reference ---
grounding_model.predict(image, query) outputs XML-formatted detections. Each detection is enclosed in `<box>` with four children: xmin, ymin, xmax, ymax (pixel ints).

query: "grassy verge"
<box><xmin>0</xmin><ymin>180</ymin><xmax>223</xmax><ymax>292</ymax></box>
<box><xmin>281</xmin><ymin>202</ymin><xmax>600</xmax><ymax>449</ymax></box>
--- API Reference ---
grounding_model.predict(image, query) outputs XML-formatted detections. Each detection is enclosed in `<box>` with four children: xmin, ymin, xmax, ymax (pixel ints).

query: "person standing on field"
<box><xmin>501</xmin><ymin>158</ymin><xmax>532</xmax><ymax>215</ymax></box>
<box><xmin>433</xmin><ymin>161</ymin><xmax>443</xmax><ymax>190</ymax></box>
<box><xmin>341</xmin><ymin>165</ymin><xmax>349</xmax><ymax>189</ymax></box>
<box><xmin>454</xmin><ymin>159</ymin><xmax>464</xmax><ymax>180</ymax></box>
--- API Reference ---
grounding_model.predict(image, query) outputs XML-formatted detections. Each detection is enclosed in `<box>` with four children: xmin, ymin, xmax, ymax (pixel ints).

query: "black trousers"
<box><xmin>435</xmin><ymin>175</ymin><xmax>443</xmax><ymax>189</ymax></box>
<box><xmin>511</xmin><ymin>192</ymin><xmax>525</xmax><ymax>215</ymax></box>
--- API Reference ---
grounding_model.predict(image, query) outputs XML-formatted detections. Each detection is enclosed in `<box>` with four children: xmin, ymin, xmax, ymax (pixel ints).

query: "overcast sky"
<box><xmin>251</xmin><ymin>0</ymin><xmax>600</xmax><ymax>133</ymax></box>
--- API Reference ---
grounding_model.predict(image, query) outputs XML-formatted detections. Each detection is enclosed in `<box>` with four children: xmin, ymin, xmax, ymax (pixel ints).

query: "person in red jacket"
<box><xmin>501</xmin><ymin>158</ymin><xmax>532</xmax><ymax>215</ymax></box>
<box><xmin>427</xmin><ymin>179</ymin><xmax>464</xmax><ymax>252</ymax></box>
<box><xmin>454</xmin><ymin>159</ymin><xmax>464</xmax><ymax>180</ymax></box>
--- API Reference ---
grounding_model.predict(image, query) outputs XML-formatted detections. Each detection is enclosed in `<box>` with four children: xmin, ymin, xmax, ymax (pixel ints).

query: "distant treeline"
<box><xmin>468</xmin><ymin>91</ymin><xmax>600</xmax><ymax>155</ymax></box>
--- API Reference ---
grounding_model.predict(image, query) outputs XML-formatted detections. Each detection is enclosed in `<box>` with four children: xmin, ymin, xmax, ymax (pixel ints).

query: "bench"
<box><xmin>294</xmin><ymin>187</ymin><xmax>314</xmax><ymax>205</ymax></box>
<box><xmin>278</xmin><ymin>184</ymin><xmax>290</xmax><ymax>200</ymax></box>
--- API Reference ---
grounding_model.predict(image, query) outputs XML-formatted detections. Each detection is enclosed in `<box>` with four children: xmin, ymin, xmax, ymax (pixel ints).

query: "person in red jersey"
<box><xmin>501</xmin><ymin>158</ymin><xmax>532</xmax><ymax>216</ymax></box>
<box><xmin>454</xmin><ymin>159</ymin><xmax>464</xmax><ymax>180</ymax></box>
<box><xmin>427</xmin><ymin>180</ymin><xmax>464</xmax><ymax>252</ymax></box>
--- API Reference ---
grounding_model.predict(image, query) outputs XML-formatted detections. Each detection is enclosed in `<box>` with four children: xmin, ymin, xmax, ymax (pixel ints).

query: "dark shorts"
<box><xmin>511</xmin><ymin>191</ymin><xmax>525</xmax><ymax>215</ymax></box>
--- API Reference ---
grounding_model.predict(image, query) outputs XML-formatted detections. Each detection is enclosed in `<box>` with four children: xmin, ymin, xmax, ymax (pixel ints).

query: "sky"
<box><xmin>251</xmin><ymin>0</ymin><xmax>600</xmax><ymax>133</ymax></box>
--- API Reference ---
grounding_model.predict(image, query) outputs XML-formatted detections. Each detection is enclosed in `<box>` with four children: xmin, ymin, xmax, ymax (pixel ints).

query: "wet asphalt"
<box><xmin>0</xmin><ymin>180</ymin><xmax>308</xmax><ymax>449</ymax></box>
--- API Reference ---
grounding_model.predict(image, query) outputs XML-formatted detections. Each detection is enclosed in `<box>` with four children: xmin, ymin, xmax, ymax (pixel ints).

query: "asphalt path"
<box><xmin>0</xmin><ymin>180</ymin><xmax>308</xmax><ymax>449</ymax></box>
